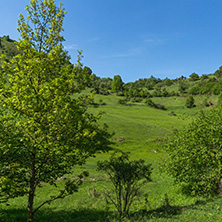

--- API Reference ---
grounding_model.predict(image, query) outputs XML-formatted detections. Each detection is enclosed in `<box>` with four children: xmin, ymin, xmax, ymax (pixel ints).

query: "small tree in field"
<box><xmin>163</xmin><ymin>107</ymin><xmax>222</xmax><ymax>196</ymax></box>
<box><xmin>0</xmin><ymin>0</ymin><xmax>111</xmax><ymax>221</ymax></box>
<box><xmin>97</xmin><ymin>151</ymin><xmax>152</xmax><ymax>218</ymax></box>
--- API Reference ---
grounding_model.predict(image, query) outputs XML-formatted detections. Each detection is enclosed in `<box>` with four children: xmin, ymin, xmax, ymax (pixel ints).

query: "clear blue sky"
<box><xmin>1</xmin><ymin>0</ymin><xmax>222</xmax><ymax>82</ymax></box>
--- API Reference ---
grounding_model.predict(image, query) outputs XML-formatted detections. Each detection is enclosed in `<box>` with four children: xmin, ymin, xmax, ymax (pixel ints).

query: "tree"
<box><xmin>97</xmin><ymin>151</ymin><xmax>152</xmax><ymax>218</ymax></box>
<box><xmin>163</xmin><ymin>107</ymin><xmax>222</xmax><ymax>196</ymax></box>
<box><xmin>178</xmin><ymin>81</ymin><xmax>189</xmax><ymax>94</ymax></box>
<box><xmin>189</xmin><ymin>73</ymin><xmax>199</xmax><ymax>81</ymax></box>
<box><xmin>0</xmin><ymin>0</ymin><xmax>111</xmax><ymax>221</ymax></box>
<box><xmin>185</xmin><ymin>96</ymin><xmax>195</xmax><ymax>108</ymax></box>
<box><xmin>112</xmin><ymin>75</ymin><xmax>124</xmax><ymax>95</ymax></box>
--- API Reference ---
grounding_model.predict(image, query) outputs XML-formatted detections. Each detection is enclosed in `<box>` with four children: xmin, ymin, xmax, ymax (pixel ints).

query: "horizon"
<box><xmin>1</xmin><ymin>0</ymin><xmax>222</xmax><ymax>83</ymax></box>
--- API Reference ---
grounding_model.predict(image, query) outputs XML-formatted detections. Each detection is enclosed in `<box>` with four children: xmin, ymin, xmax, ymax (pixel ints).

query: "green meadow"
<box><xmin>1</xmin><ymin>93</ymin><xmax>222</xmax><ymax>222</ymax></box>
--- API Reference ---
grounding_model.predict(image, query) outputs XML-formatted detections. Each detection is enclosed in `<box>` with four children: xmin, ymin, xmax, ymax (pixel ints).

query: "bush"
<box><xmin>145</xmin><ymin>99</ymin><xmax>166</xmax><ymax>110</ymax></box>
<box><xmin>189</xmin><ymin>86</ymin><xmax>200</xmax><ymax>95</ymax></box>
<box><xmin>163</xmin><ymin>107</ymin><xmax>222</xmax><ymax>196</ymax></box>
<box><xmin>185</xmin><ymin>96</ymin><xmax>195</xmax><ymax>108</ymax></box>
<box><xmin>145</xmin><ymin>98</ymin><xmax>156</xmax><ymax>107</ymax></box>
<box><xmin>132</xmin><ymin>97</ymin><xmax>142</xmax><ymax>103</ymax></box>
<box><xmin>189</xmin><ymin>73</ymin><xmax>199</xmax><ymax>81</ymax></box>
<box><xmin>118</xmin><ymin>98</ymin><xmax>127</xmax><ymax>105</ymax></box>
<box><xmin>155</xmin><ymin>104</ymin><xmax>166</xmax><ymax>110</ymax></box>
<box><xmin>97</xmin><ymin>151</ymin><xmax>152</xmax><ymax>218</ymax></box>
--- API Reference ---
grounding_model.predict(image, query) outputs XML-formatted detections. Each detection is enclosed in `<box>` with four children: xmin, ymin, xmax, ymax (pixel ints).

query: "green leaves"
<box><xmin>163</xmin><ymin>107</ymin><xmax>222</xmax><ymax>196</ymax></box>
<box><xmin>97</xmin><ymin>151</ymin><xmax>152</xmax><ymax>217</ymax></box>
<box><xmin>0</xmin><ymin>0</ymin><xmax>112</xmax><ymax>220</ymax></box>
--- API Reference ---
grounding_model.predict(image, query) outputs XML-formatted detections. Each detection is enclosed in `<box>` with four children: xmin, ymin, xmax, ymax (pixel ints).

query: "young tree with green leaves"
<box><xmin>97</xmin><ymin>151</ymin><xmax>152</xmax><ymax>218</ymax></box>
<box><xmin>0</xmin><ymin>0</ymin><xmax>111</xmax><ymax>221</ymax></box>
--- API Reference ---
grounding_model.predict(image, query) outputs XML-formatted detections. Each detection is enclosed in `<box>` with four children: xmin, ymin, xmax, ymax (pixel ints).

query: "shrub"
<box><xmin>145</xmin><ymin>99</ymin><xmax>166</xmax><ymax>110</ymax></box>
<box><xmin>97</xmin><ymin>151</ymin><xmax>152</xmax><ymax>218</ymax></box>
<box><xmin>163</xmin><ymin>107</ymin><xmax>222</xmax><ymax>196</ymax></box>
<box><xmin>185</xmin><ymin>96</ymin><xmax>195</xmax><ymax>108</ymax></box>
<box><xmin>155</xmin><ymin>104</ymin><xmax>166</xmax><ymax>110</ymax></box>
<box><xmin>145</xmin><ymin>98</ymin><xmax>156</xmax><ymax>107</ymax></box>
<box><xmin>189</xmin><ymin>73</ymin><xmax>199</xmax><ymax>81</ymax></box>
<box><xmin>118</xmin><ymin>98</ymin><xmax>127</xmax><ymax>105</ymax></box>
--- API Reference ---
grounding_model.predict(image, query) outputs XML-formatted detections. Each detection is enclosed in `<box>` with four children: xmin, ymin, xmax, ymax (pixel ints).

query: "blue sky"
<box><xmin>1</xmin><ymin>0</ymin><xmax>222</xmax><ymax>82</ymax></box>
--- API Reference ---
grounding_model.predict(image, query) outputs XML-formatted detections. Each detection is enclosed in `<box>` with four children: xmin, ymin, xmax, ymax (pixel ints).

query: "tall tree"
<box><xmin>0</xmin><ymin>0</ymin><xmax>111</xmax><ymax>221</ymax></box>
<box><xmin>112</xmin><ymin>75</ymin><xmax>124</xmax><ymax>95</ymax></box>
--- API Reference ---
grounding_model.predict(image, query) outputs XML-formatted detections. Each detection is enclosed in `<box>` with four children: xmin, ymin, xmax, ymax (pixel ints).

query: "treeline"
<box><xmin>1</xmin><ymin>35</ymin><xmax>222</xmax><ymax>98</ymax></box>
<box><xmin>89</xmin><ymin>69</ymin><xmax>222</xmax><ymax>99</ymax></box>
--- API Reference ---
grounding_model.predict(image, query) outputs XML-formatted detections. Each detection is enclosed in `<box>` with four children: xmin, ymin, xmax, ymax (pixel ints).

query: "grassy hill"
<box><xmin>1</xmin><ymin>91</ymin><xmax>222</xmax><ymax>221</ymax></box>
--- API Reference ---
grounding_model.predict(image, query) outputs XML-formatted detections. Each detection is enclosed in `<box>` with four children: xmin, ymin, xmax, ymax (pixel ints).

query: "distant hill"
<box><xmin>0</xmin><ymin>35</ymin><xmax>19</xmax><ymax>61</ymax></box>
<box><xmin>1</xmin><ymin>35</ymin><xmax>222</xmax><ymax>99</ymax></box>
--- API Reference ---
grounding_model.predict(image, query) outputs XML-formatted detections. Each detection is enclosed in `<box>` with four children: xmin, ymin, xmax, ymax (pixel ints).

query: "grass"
<box><xmin>1</xmin><ymin>93</ymin><xmax>222</xmax><ymax>221</ymax></box>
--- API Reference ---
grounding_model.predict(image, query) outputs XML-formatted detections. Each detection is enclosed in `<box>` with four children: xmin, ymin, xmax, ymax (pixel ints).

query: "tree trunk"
<box><xmin>27</xmin><ymin>157</ymin><xmax>36</xmax><ymax>222</ymax></box>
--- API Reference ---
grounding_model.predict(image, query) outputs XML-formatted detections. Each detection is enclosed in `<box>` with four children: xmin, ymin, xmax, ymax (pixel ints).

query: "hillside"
<box><xmin>1</xmin><ymin>34</ymin><xmax>222</xmax><ymax>221</ymax></box>
<box><xmin>0</xmin><ymin>35</ymin><xmax>19</xmax><ymax>61</ymax></box>
<box><xmin>1</xmin><ymin>92</ymin><xmax>222</xmax><ymax>221</ymax></box>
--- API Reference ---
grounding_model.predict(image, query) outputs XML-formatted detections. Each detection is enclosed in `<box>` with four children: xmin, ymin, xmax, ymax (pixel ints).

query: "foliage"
<box><xmin>145</xmin><ymin>99</ymin><xmax>166</xmax><ymax>110</ymax></box>
<box><xmin>0</xmin><ymin>0</ymin><xmax>111</xmax><ymax>221</ymax></box>
<box><xmin>178</xmin><ymin>81</ymin><xmax>189</xmax><ymax>94</ymax></box>
<box><xmin>118</xmin><ymin>98</ymin><xmax>130</xmax><ymax>105</ymax></box>
<box><xmin>145</xmin><ymin>98</ymin><xmax>156</xmax><ymax>107</ymax></box>
<box><xmin>163</xmin><ymin>107</ymin><xmax>222</xmax><ymax>196</ymax></box>
<box><xmin>185</xmin><ymin>96</ymin><xmax>195</xmax><ymax>108</ymax></box>
<box><xmin>90</xmin><ymin>74</ymin><xmax>112</xmax><ymax>95</ymax></box>
<box><xmin>97</xmin><ymin>151</ymin><xmax>152</xmax><ymax>218</ymax></box>
<box><xmin>0</xmin><ymin>35</ymin><xmax>20</xmax><ymax>61</ymax></box>
<box><xmin>214</xmin><ymin>66</ymin><xmax>222</xmax><ymax>78</ymax></box>
<box><xmin>189</xmin><ymin>85</ymin><xmax>200</xmax><ymax>95</ymax></box>
<box><xmin>111</xmin><ymin>75</ymin><xmax>124</xmax><ymax>95</ymax></box>
<box><xmin>189</xmin><ymin>73</ymin><xmax>199</xmax><ymax>81</ymax></box>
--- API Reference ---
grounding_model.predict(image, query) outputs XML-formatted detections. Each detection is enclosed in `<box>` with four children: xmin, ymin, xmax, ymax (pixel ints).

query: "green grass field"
<box><xmin>1</xmin><ymin>93</ymin><xmax>222</xmax><ymax>221</ymax></box>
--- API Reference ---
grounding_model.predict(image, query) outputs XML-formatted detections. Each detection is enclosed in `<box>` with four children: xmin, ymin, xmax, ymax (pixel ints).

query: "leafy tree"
<box><xmin>200</xmin><ymin>74</ymin><xmax>208</xmax><ymax>80</ymax></box>
<box><xmin>189</xmin><ymin>73</ymin><xmax>199</xmax><ymax>81</ymax></box>
<box><xmin>97</xmin><ymin>151</ymin><xmax>152</xmax><ymax>218</ymax></box>
<box><xmin>163</xmin><ymin>107</ymin><xmax>222</xmax><ymax>196</ymax></box>
<box><xmin>112</xmin><ymin>75</ymin><xmax>124</xmax><ymax>95</ymax></box>
<box><xmin>0</xmin><ymin>0</ymin><xmax>111</xmax><ymax>221</ymax></box>
<box><xmin>189</xmin><ymin>85</ymin><xmax>200</xmax><ymax>95</ymax></box>
<box><xmin>185</xmin><ymin>96</ymin><xmax>195</xmax><ymax>108</ymax></box>
<box><xmin>178</xmin><ymin>81</ymin><xmax>189</xmax><ymax>94</ymax></box>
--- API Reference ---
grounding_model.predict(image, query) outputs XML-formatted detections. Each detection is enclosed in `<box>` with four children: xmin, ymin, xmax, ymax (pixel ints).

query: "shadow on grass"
<box><xmin>0</xmin><ymin>199</ymin><xmax>214</xmax><ymax>222</ymax></box>
<box><xmin>0</xmin><ymin>208</ymin><xmax>108</xmax><ymax>222</ymax></box>
<box><xmin>132</xmin><ymin>198</ymin><xmax>211</xmax><ymax>220</ymax></box>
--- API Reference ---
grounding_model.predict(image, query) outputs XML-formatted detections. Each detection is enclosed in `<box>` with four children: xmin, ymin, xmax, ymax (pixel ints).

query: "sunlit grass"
<box><xmin>1</xmin><ymin>93</ymin><xmax>222</xmax><ymax>221</ymax></box>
